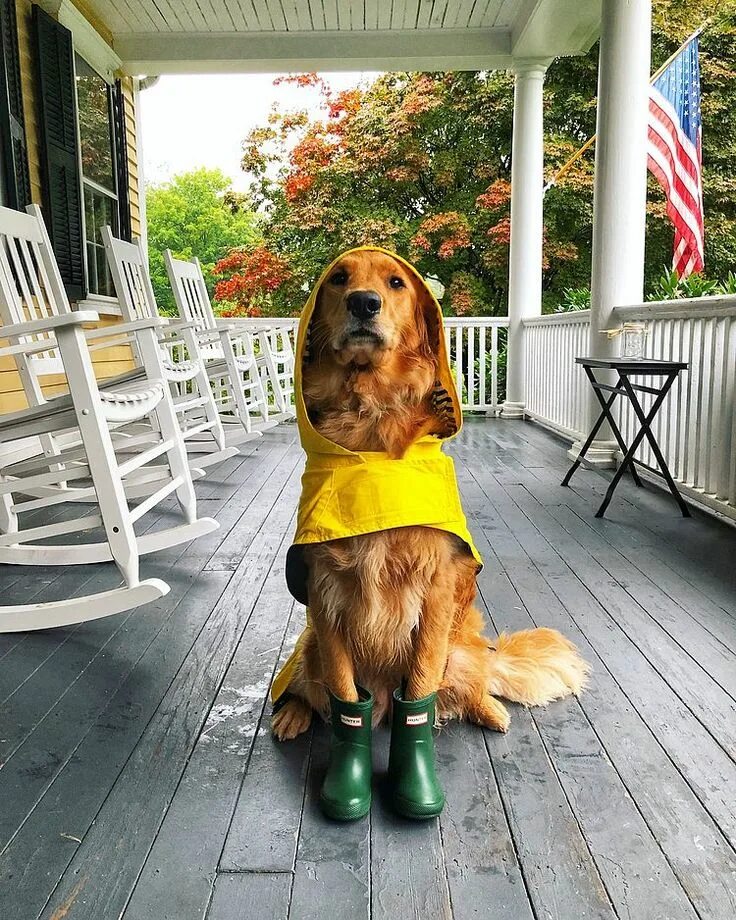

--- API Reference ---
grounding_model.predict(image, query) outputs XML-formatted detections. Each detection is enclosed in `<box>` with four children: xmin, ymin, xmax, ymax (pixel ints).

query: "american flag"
<box><xmin>647</xmin><ymin>36</ymin><xmax>704</xmax><ymax>278</ymax></box>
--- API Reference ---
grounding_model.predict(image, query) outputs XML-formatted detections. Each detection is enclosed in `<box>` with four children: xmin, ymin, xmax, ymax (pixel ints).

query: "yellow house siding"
<box><xmin>0</xmin><ymin>2</ymin><xmax>141</xmax><ymax>414</ymax></box>
<box><xmin>0</xmin><ymin>316</ymin><xmax>135</xmax><ymax>412</ymax></box>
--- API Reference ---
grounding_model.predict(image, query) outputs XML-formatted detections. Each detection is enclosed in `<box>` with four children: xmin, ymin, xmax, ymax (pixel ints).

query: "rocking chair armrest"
<box><xmin>1</xmin><ymin>311</ymin><xmax>99</xmax><ymax>340</ymax></box>
<box><xmin>159</xmin><ymin>319</ymin><xmax>201</xmax><ymax>334</ymax></box>
<box><xmin>0</xmin><ymin>338</ymin><xmax>62</xmax><ymax>358</ymax></box>
<box><xmin>195</xmin><ymin>327</ymin><xmax>228</xmax><ymax>341</ymax></box>
<box><xmin>84</xmin><ymin>317</ymin><xmax>168</xmax><ymax>341</ymax></box>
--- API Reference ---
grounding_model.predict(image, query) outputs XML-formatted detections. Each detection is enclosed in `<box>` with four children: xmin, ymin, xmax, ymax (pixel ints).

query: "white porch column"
<box><xmin>501</xmin><ymin>61</ymin><xmax>548</xmax><ymax>419</ymax></box>
<box><xmin>570</xmin><ymin>0</ymin><xmax>652</xmax><ymax>464</ymax></box>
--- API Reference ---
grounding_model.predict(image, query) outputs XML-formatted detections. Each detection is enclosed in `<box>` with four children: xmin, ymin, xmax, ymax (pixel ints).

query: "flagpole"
<box><xmin>543</xmin><ymin>21</ymin><xmax>710</xmax><ymax>194</ymax></box>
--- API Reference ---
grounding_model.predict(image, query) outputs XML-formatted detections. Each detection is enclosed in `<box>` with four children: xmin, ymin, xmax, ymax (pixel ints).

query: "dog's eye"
<box><xmin>389</xmin><ymin>276</ymin><xmax>405</xmax><ymax>289</ymax></box>
<box><xmin>330</xmin><ymin>270</ymin><xmax>348</xmax><ymax>286</ymax></box>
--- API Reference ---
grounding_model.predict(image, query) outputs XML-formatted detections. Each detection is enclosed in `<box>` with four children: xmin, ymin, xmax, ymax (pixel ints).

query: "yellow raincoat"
<box><xmin>272</xmin><ymin>247</ymin><xmax>481</xmax><ymax>704</ymax></box>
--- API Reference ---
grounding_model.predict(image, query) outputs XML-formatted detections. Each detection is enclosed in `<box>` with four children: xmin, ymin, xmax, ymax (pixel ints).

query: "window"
<box><xmin>34</xmin><ymin>6</ymin><xmax>130</xmax><ymax>302</ymax></box>
<box><xmin>75</xmin><ymin>54</ymin><xmax>118</xmax><ymax>297</ymax></box>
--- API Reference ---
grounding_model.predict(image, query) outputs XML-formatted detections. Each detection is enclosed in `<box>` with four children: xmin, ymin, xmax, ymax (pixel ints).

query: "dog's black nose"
<box><xmin>346</xmin><ymin>290</ymin><xmax>382</xmax><ymax>320</ymax></box>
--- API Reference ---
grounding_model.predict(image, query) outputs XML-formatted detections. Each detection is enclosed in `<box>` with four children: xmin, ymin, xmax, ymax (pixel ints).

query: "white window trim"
<box><xmin>39</xmin><ymin>0</ymin><xmax>121</xmax><ymax>83</ymax></box>
<box><xmin>76</xmin><ymin>294</ymin><xmax>122</xmax><ymax>317</ymax></box>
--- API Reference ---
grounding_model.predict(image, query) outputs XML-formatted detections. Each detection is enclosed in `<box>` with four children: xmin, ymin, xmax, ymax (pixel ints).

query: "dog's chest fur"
<box><xmin>306</xmin><ymin>526</ymin><xmax>452</xmax><ymax>671</ymax></box>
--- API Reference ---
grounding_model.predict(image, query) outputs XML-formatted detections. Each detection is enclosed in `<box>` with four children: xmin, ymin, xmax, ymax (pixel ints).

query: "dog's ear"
<box><xmin>411</xmin><ymin>276</ymin><xmax>440</xmax><ymax>365</ymax></box>
<box><xmin>303</xmin><ymin>285</ymin><xmax>324</xmax><ymax>365</ymax></box>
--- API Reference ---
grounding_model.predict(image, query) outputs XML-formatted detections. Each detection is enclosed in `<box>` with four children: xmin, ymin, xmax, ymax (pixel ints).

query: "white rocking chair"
<box><xmin>254</xmin><ymin>323</ymin><xmax>296</xmax><ymax>419</ymax></box>
<box><xmin>102</xmin><ymin>229</ymin><xmax>257</xmax><ymax>474</ymax></box>
<box><xmin>0</xmin><ymin>204</ymin><xmax>218</xmax><ymax>632</ymax></box>
<box><xmin>164</xmin><ymin>250</ymin><xmax>283</xmax><ymax>436</ymax></box>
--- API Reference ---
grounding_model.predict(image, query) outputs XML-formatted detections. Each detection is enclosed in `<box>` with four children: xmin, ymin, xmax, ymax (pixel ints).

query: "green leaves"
<box><xmin>145</xmin><ymin>168</ymin><xmax>260</xmax><ymax>313</ymax></box>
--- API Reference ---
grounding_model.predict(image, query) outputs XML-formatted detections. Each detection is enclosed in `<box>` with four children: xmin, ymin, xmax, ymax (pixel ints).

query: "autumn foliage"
<box><xmin>213</xmin><ymin>247</ymin><xmax>292</xmax><ymax>317</ymax></box>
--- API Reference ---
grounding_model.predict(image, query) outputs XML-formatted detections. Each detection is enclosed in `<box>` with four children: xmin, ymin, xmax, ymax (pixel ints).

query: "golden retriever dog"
<box><xmin>272</xmin><ymin>250</ymin><xmax>588</xmax><ymax>740</ymax></box>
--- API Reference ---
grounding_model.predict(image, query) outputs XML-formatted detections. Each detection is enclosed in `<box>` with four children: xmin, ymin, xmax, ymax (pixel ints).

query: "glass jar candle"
<box><xmin>621</xmin><ymin>322</ymin><xmax>648</xmax><ymax>359</ymax></box>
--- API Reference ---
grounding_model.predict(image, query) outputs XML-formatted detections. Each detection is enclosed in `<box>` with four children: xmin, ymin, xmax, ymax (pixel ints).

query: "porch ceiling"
<box><xmin>83</xmin><ymin>1</ymin><xmax>601</xmax><ymax>74</ymax></box>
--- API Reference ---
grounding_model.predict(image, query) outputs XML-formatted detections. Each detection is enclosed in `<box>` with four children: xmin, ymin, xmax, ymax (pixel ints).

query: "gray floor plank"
<box><xmin>515</xmin><ymin>452</ymin><xmax>736</xmax><ymax>656</ymax></box>
<box><xmin>207</xmin><ymin>872</ymin><xmax>291</xmax><ymax>920</ymax></box>
<box><xmin>290</xmin><ymin>722</ymin><xmax>371</xmax><ymax>920</ymax></box>
<box><xmin>437</xmin><ymin>721</ymin><xmax>535</xmax><ymax>920</ymax></box>
<box><xmin>461</xmin><ymin>444</ymin><xmax>736</xmax><ymax>916</ymax></box>
<box><xmin>467</xmin><ymin>590</ymin><xmax>616</xmax><ymax>920</ymax></box>
<box><xmin>38</xmin><ymin>532</ymin><xmax>285</xmax><ymax>920</ymax></box>
<box><xmin>504</xmin><ymin>480</ymin><xmax>736</xmax><ymax>759</ymax></box>
<box><xmin>0</xmin><ymin>570</ymin><xmax>232</xmax><ymax>920</ymax></box>
<box><xmin>487</xmin><ymin>705</ymin><xmax>616</xmax><ymax>920</ymax></box>
<box><xmin>474</xmin><ymin>525</ymin><xmax>736</xmax><ymax>917</ymax></box>
<box><xmin>219</xmin><ymin>606</ymin><xmax>311</xmax><ymax>873</ymax></box>
<box><xmin>122</xmin><ymin>506</ymin><xmax>301</xmax><ymax>919</ymax></box>
<box><xmin>456</xmin><ymin>461</ymin><xmax>717</xmax><ymax>919</ymax></box>
<box><xmin>36</xmin><ymin>444</ymin><xmax>301</xmax><ymax>920</ymax></box>
<box><xmin>370</xmin><ymin>726</ymin><xmax>453</xmax><ymax>920</ymax></box>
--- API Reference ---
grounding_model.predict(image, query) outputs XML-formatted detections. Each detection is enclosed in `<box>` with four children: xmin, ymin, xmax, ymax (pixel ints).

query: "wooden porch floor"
<box><xmin>1</xmin><ymin>420</ymin><xmax>735</xmax><ymax>920</ymax></box>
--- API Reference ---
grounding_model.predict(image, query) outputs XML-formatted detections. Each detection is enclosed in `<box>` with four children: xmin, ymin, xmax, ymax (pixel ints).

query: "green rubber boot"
<box><xmin>388</xmin><ymin>688</ymin><xmax>445</xmax><ymax>819</ymax></box>
<box><xmin>320</xmin><ymin>687</ymin><xmax>373</xmax><ymax>821</ymax></box>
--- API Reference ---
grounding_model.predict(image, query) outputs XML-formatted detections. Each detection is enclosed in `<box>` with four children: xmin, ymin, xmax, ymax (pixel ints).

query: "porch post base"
<box><xmin>500</xmin><ymin>401</ymin><xmax>526</xmax><ymax>419</ymax></box>
<box><xmin>567</xmin><ymin>438</ymin><xmax>618</xmax><ymax>469</ymax></box>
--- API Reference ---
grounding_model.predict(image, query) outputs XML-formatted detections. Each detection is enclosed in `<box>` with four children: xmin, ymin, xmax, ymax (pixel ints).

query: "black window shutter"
<box><xmin>112</xmin><ymin>79</ymin><xmax>132</xmax><ymax>242</ymax></box>
<box><xmin>0</xmin><ymin>0</ymin><xmax>31</xmax><ymax>209</ymax></box>
<box><xmin>32</xmin><ymin>4</ymin><xmax>86</xmax><ymax>299</ymax></box>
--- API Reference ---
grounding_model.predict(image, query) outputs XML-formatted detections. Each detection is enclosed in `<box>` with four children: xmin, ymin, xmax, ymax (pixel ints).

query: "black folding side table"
<box><xmin>561</xmin><ymin>357</ymin><xmax>690</xmax><ymax>518</ymax></box>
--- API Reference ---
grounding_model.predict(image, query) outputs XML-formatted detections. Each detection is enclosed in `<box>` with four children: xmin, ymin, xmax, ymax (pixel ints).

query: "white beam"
<box><xmin>512</xmin><ymin>0</ymin><xmax>601</xmax><ymax>59</ymax></box>
<box><xmin>114</xmin><ymin>28</ymin><xmax>512</xmax><ymax>75</ymax></box>
<box><xmin>502</xmin><ymin>60</ymin><xmax>548</xmax><ymax>419</ymax></box>
<box><xmin>570</xmin><ymin>0</ymin><xmax>652</xmax><ymax>465</ymax></box>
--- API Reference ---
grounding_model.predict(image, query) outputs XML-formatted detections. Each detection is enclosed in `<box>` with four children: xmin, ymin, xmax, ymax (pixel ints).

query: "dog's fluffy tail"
<box><xmin>486</xmin><ymin>628</ymin><xmax>589</xmax><ymax>706</ymax></box>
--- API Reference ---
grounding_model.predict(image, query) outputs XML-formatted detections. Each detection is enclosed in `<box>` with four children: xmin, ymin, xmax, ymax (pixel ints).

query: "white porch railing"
<box><xmin>522</xmin><ymin>296</ymin><xmax>736</xmax><ymax>520</ymax></box>
<box><xmin>614</xmin><ymin>297</ymin><xmax>736</xmax><ymax>515</ymax></box>
<box><xmin>524</xmin><ymin>311</ymin><xmax>591</xmax><ymax>439</ymax></box>
<box><xmin>443</xmin><ymin>317</ymin><xmax>508</xmax><ymax>414</ymax></box>
<box><xmin>225</xmin><ymin>316</ymin><xmax>509</xmax><ymax>415</ymax></box>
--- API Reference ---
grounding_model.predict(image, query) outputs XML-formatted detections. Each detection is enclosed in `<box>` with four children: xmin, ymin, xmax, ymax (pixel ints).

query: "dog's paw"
<box><xmin>272</xmin><ymin>698</ymin><xmax>313</xmax><ymax>741</ymax></box>
<box><xmin>471</xmin><ymin>695</ymin><xmax>511</xmax><ymax>733</ymax></box>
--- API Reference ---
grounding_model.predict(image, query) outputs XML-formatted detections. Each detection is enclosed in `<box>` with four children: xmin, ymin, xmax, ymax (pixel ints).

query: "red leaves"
<box><xmin>401</xmin><ymin>75</ymin><xmax>443</xmax><ymax>117</ymax></box>
<box><xmin>273</xmin><ymin>73</ymin><xmax>326</xmax><ymax>90</ymax></box>
<box><xmin>410</xmin><ymin>212</ymin><xmax>472</xmax><ymax>260</ymax></box>
<box><xmin>476</xmin><ymin>179</ymin><xmax>511</xmax><ymax>211</ymax></box>
<box><xmin>212</xmin><ymin>246</ymin><xmax>291</xmax><ymax>316</ymax></box>
<box><xmin>327</xmin><ymin>89</ymin><xmax>362</xmax><ymax>120</ymax></box>
<box><xmin>486</xmin><ymin>217</ymin><xmax>511</xmax><ymax>245</ymax></box>
<box><xmin>284</xmin><ymin>172</ymin><xmax>315</xmax><ymax>201</ymax></box>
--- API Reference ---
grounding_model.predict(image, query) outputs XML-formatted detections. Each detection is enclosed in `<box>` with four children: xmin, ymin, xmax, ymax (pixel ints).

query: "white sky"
<box><xmin>139</xmin><ymin>73</ymin><xmax>376</xmax><ymax>191</ymax></box>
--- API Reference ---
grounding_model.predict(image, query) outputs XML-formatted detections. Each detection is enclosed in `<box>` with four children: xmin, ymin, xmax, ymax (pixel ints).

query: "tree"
<box><xmin>145</xmin><ymin>168</ymin><xmax>260</xmax><ymax>313</ymax></box>
<box><xmin>215</xmin><ymin>0</ymin><xmax>735</xmax><ymax>316</ymax></box>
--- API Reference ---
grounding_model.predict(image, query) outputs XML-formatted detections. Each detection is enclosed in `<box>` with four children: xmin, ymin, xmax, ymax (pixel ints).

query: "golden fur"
<box><xmin>272</xmin><ymin>251</ymin><xmax>588</xmax><ymax>740</ymax></box>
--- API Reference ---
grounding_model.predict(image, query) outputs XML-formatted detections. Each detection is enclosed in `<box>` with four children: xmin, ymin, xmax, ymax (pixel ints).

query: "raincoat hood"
<box><xmin>283</xmin><ymin>246</ymin><xmax>482</xmax><ymax>607</ymax></box>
